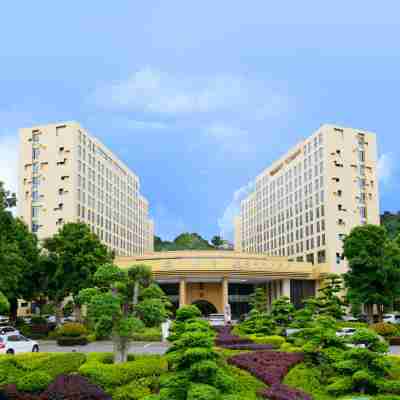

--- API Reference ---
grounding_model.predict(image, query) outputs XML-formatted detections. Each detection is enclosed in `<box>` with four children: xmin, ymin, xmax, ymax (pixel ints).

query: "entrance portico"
<box><xmin>115</xmin><ymin>250</ymin><xmax>330</xmax><ymax>319</ymax></box>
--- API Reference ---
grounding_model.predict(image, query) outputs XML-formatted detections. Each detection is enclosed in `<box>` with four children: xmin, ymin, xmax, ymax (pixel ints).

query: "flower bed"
<box><xmin>214</xmin><ymin>325</ymin><xmax>254</xmax><ymax>347</ymax></box>
<box><xmin>228</xmin><ymin>351</ymin><xmax>304</xmax><ymax>386</ymax></box>
<box><xmin>222</xmin><ymin>343</ymin><xmax>274</xmax><ymax>351</ymax></box>
<box><xmin>260</xmin><ymin>383</ymin><xmax>312</xmax><ymax>400</ymax></box>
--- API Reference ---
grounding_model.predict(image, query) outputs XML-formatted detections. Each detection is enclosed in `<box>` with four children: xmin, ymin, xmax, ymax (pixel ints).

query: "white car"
<box><xmin>0</xmin><ymin>316</ymin><xmax>9</xmax><ymax>323</ymax></box>
<box><xmin>336</xmin><ymin>327</ymin><xmax>357</xmax><ymax>337</ymax></box>
<box><xmin>0</xmin><ymin>334</ymin><xmax>39</xmax><ymax>354</ymax></box>
<box><xmin>208</xmin><ymin>314</ymin><xmax>225</xmax><ymax>327</ymax></box>
<box><xmin>383</xmin><ymin>314</ymin><xmax>400</xmax><ymax>324</ymax></box>
<box><xmin>0</xmin><ymin>326</ymin><xmax>19</xmax><ymax>336</ymax></box>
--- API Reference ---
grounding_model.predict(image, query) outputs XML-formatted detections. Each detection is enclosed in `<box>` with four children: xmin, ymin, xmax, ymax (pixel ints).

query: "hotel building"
<box><xmin>18</xmin><ymin>121</ymin><xmax>154</xmax><ymax>256</ymax></box>
<box><xmin>234</xmin><ymin>124</ymin><xmax>379</xmax><ymax>274</ymax></box>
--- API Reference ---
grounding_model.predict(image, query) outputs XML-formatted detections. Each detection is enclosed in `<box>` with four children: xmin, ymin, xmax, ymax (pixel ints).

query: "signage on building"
<box><xmin>269</xmin><ymin>148</ymin><xmax>302</xmax><ymax>176</ymax></box>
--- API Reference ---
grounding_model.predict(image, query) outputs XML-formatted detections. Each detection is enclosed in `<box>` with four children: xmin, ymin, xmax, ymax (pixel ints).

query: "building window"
<box><xmin>32</xmin><ymin>223</ymin><xmax>39</xmax><ymax>233</ymax></box>
<box><xmin>32</xmin><ymin>191</ymin><xmax>39</xmax><ymax>201</ymax></box>
<box><xmin>32</xmin><ymin>132</ymin><xmax>40</xmax><ymax>143</ymax></box>
<box><xmin>358</xmin><ymin>150</ymin><xmax>365</xmax><ymax>162</ymax></box>
<box><xmin>32</xmin><ymin>163</ymin><xmax>39</xmax><ymax>173</ymax></box>
<box><xmin>360</xmin><ymin>206</ymin><xmax>367</xmax><ymax>219</ymax></box>
<box><xmin>32</xmin><ymin>148</ymin><xmax>40</xmax><ymax>160</ymax></box>
<box><xmin>317</xmin><ymin>250</ymin><xmax>326</xmax><ymax>263</ymax></box>
<box><xmin>32</xmin><ymin>206</ymin><xmax>40</xmax><ymax>218</ymax></box>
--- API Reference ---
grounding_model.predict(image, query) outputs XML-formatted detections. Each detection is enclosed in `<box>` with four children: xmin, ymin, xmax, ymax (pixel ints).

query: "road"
<box><xmin>39</xmin><ymin>340</ymin><xmax>169</xmax><ymax>354</ymax></box>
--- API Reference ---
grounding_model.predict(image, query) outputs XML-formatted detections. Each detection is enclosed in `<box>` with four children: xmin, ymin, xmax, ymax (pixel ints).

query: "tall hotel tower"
<box><xmin>18</xmin><ymin>122</ymin><xmax>154</xmax><ymax>256</ymax></box>
<box><xmin>234</xmin><ymin>124</ymin><xmax>379</xmax><ymax>274</ymax></box>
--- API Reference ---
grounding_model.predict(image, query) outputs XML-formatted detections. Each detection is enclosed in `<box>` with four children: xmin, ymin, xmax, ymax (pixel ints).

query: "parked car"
<box><xmin>383</xmin><ymin>314</ymin><xmax>400</xmax><ymax>324</ymax></box>
<box><xmin>61</xmin><ymin>316</ymin><xmax>76</xmax><ymax>324</ymax></box>
<box><xmin>285</xmin><ymin>328</ymin><xmax>302</xmax><ymax>337</ymax></box>
<box><xmin>208</xmin><ymin>314</ymin><xmax>225</xmax><ymax>327</ymax></box>
<box><xmin>46</xmin><ymin>315</ymin><xmax>56</xmax><ymax>323</ymax></box>
<box><xmin>0</xmin><ymin>326</ymin><xmax>20</xmax><ymax>336</ymax></box>
<box><xmin>336</xmin><ymin>327</ymin><xmax>357</xmax><ymax>337</ymax></box>
<box><xmin>0</xmin><ymin>316</ymin><xmax>9</xmax><ymax>323</ymax></box>
<box><xmin>0</xmin><ymin>334</ymin><xmax>39</xmax><ymax>354</ymax></box>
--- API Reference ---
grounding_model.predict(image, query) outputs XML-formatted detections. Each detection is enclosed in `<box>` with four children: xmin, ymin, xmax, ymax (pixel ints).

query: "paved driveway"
<box><xmin>38</xmin><ymin>340</ymin><xmax>169</xmax><ymax>355</ymax></box>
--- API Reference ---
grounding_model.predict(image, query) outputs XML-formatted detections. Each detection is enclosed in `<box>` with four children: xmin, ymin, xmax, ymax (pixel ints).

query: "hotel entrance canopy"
<box><xmin>115</xmin><ymin>250</ymin><xmax>330</xmax><ymax>281</ymax></box>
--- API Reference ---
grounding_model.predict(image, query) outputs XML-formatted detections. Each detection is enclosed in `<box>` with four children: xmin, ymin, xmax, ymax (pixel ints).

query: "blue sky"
<box><xmin>1</xmin><ymin>1</ymin><xmax>400</xmax><ymax>241</ymax></box>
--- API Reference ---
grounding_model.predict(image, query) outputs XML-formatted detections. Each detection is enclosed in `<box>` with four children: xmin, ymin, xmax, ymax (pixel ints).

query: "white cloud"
<box><xmin>0</xmin><ymin>133</ymin><xmax>19</xmax><ymax>213</ymax></box>
<box><xmin>217</xmin><ymin>180</ymin><xmax>255</xmax><ymax>240</ymax></box>
<box><xmin>93</xmin><ymin>67</ymin><xmax>288</xmax><ymax>118</ymax></box>
<box><xmin>378</xmin><ymin>152</ymin><xmax>394</xmax><ymax>185</ymax></box>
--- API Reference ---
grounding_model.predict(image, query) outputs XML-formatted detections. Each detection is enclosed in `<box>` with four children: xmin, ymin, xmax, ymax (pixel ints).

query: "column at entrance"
<box><xmin>282</xmin><ymin>279</ymin><xmax>291</xmax><ymax>300</ymax></box>
<box><xmin>222</xmin><ymin>277</ymin><xmax>230</xmax><ymax>322</ymax></box>
<box><xmin>179</xmin><ymin>279</ymin><xmax>186</xmax><ymax>308</ymax></box>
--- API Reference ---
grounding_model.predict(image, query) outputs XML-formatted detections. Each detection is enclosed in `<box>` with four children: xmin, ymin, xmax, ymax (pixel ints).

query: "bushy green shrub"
<box><xmin>79</xmin><ymin>356</ymin><xmax>168</xmax><ymax>389</ymax></box>
<box><xmin>85</xmin><ymin>352</ymin><xmax>114</xmax><ymax>364</ymax></box>
<box><xmin>380</xmin><ymin>380</ymin><xmax>400</xmax><ymax>395</ymax></box>
<box><xmin>371</xmin><ymin>322</ymin><xmax>398</xmax><ymax>337</ymax></box>
<box><xmin>113</xmin><ymin>382</ymin><xmax>151</xmax><ymax>400</ymax></box>
<box><xmin>187</xmin><ymin>383</ymin><xmax>219</xmax><ymax>400</ymax></box>
<box><xmin>57</xmin><ymin>322</ymin><xmax>88</xmax><ymax>337</ymax></box>
<box><xmin>15</xmin><ymin>353</ymin><xmax>86</xmax><ymax>379</ymax></box>
<box><xmin>30</xmin><ymin>315</ymin><xmax>47</xmax><ymax>324</ymax></box>
<box><xmin>249</xmin><ymin>335</ymin><xmax>285</xmax><ymax>347</ymax></box>
<box><xmin>135</xmin><ymin>298</ymin><xmax>169</xmax><ymax>327</ymax></box>
<box><xmin>132</xmin><ymin>326</ymin><xmax>162</xmax><ymax>341</ymax></box>
<box><xmin>94</xmin><ymin>315</ymin><xmax>113</xmax><ymax>339</ymax></box>
<box><xmin>387</xmin><ymin>356</ymin><xmax>400</xmax><ymax>380</ymax></box>
<box><xmin>375</xmin><ymin>395</ymin><xmax>400</xmax><ymax>400</ymax></box>
<box><xmin>280</xmin><ymin>342</ymin><xmax>302</xmax><ymax>352</ymax></box>
<box><xmin>57</xmin><ymin>335</ymin><xmax>88</xmax><ymax>346</ymax></box>
<box><xmin>283</xmin><ymin>363</ymin><xmax>327</xmax><ymax>399</ymax></box>
<box><xmin>16</xmin><ymin>371</ymin><xmax>52</xmax><ymax>392</ymax></box>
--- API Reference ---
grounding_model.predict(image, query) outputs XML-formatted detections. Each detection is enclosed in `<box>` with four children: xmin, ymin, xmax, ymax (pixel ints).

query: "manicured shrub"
<box><xmin>132</xmin><ymin>327</ymin><xmax>162</xmax><ymax>342</ymax></box>
<box><xmin>135</xmin><ymin>298</ymin><xmax>169</xmax><ymax>327</ymax></box>
<box><xmin>94</xmin><ymin>316</ymin><xmax>113</xmax><ymax>340</ymax></box>
<box><xmin>280</xmin><ymin>343</ymin><xmax>302</xmax><ymax>353</ymax></box>
<box><xmin>85</xmin><ymin>352</ymin><xmax>114</xmax><ymax>364</ymax></box>
<box><xmin>79</xmin><ymin>356</ymin><xmax>168</xmax><ymax>389</ymax></box>
<box><xmin>40</xmin><ymin>374</ymin><xmax>111</xmax><ymax>400</ymax></box>
<box><xmin>57</xmin><ymin>322</ymin><xmax>87</xmax><ymax>337</ymax></box>
<box><xmin>16</xmin><ymin>371</ymin><xmax>52</xmax><ymax>393</ymax></box>
<box><xmin>112</xmin><ymin>382</ymin><xmax>151</xmax><ymax>400</ymax></box>
<box><xmin>261</xmin><ymin>383</ymin><xmax>312</xmax><ymax>400</ymax></box>
<box><xmin>375</xmin><ymin>396</ymin><xmax>400</xmax><ymax>400</ymax></box>
<box><xmin>250</xmin><ymin>335</ymin><xmax>285</xmax><ymax>348</ymax></box>
<box><xmin>221</xmin><ymin>343</ymin><xmax>274</xmax><ymax>350</ymax></box>
<box><xmin>57</xmin><ymin>335</ymin><xmax>88</xmax><ymax>346</ymax></box>
<box><xmin>21</xmin><ymin>353</ymin><xmax>86</xmax><ymax>379</ymax></box>
<box><xmin>283</xmin><ymin>363</ymin><xmax>326</xmax><ymax>398</ymax></box>
<box><xmin>371</xmin><ymin>322</ymin><xmax>398</xmax><ymax>337</ymax></box>
<box><xmin>175</xmin><ymin>305</ymin><xmax>202</xmax><ymax>322</ymax></box>
<box><xmin>380</xmin><ymin>380</ymin><xmax>400</xmax><ymax>395</ymax></box>
<box><xmin>187</xmin><ymin>383</ymin><xmax>219</xmax><ymax>400</ymax></box>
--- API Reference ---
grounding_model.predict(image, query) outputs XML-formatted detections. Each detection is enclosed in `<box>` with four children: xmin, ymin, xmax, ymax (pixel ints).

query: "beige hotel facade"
<box><xmin>18</xmin><ymin>121</ymin><xmax>154</xmax><ymax>256</ymax></box>
<box><xmin>234</xmin><ymin>124</ymin><xmax>380</xmax><ymax>275</ymax></box>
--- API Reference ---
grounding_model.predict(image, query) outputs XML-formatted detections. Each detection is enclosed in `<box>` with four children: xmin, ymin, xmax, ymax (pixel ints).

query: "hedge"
<box><xmin>56</xmin><ymin>335</ymin><xmax>88</xmax><ymax>346</ymax></box>
<box><xmin>112</xmin><ymin>381</ymin><xmax>151</xmax><ymax>400</ymax></box>
<box><xmin>16</xmin><ymin>371</ymin><xmax>52</xmax><ymax>393</ymax></box>
<box><xmin>78</xmin><ymin>356</ymin><xmax>168</xmax><ymax>390</ymax></box>
<box><xmin>249</xmin><ymin>335</ymin><xmax>286</xmax><ymax>348</ymax></box>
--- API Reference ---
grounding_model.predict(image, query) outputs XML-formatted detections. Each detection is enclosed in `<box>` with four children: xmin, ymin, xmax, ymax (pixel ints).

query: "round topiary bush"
<box><xmin>371</xmin><ymin>322</ymin><xmax>398</xmax><ymax>337</ymax></box>
<box><xmin>57</xmin><ymin>335</ymin><xmax>88</xmax><ymax>346</ymax></box>
<box><xmin>16</xmin><ymin>371</ymin><xmax>52</xmax><ymax>392</ymax></box>
<box><xmin>187</xmin><ymin>383</ymin><xmax>219</xmax><ymax>400</ymax></box>
<box><xmin>57</xmin><ymin>322</ymin><xmax>88</xmax><ymax>337</ymax></box>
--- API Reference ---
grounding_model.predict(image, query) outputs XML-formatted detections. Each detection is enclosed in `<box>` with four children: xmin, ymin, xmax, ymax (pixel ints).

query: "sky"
<box><xmin>1</xmin><ymin>1</ymin><xmax>400</xmax><ymax>241</ymax></box>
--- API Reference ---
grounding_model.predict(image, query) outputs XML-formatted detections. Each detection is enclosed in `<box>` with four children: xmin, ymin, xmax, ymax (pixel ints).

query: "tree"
<box><xmin>0</xmin><ymin>181</ymin><xmax>41</xmax><ymax>321</ymax></box>
<box><xmin>211</xmin><ymin>235</ymin><xmax>224</xmax><ymax>248</ymax></box>
<box><xmin>0</xmin><ymin>292</ymin><xmax>9</xmax><ymax>315</ymax></box>
<box><xmin>249</xmin><ymin>286</ymin><xmax>268</xmax><ymax>313</ymax></box>
<box><xmin>127</xmin><ymin>264</ymin><xmax>153</xmax><ymax>306</ymax></box>
<box><xmin>78</xmin><ymin>264</ymin><xmax>144</xmax><ymax>363</ymax></box>
<box><xmin>381</xmin><ymin>211</ymin><xmax>400</xmax><ymax>240</ymax></box>
<box><xmin>42</xmin><ymin>222</ymin><xmax>113</xmax><ymax>324</ymax></box>
<box><xmin>316</xmin><ymin>274</ymin><xmax>346</xmax><ymax>319</ymax></box>
<box><xmin>343</xmin><ymin>224</ymin><xmax>400</xmax><ymax>322</ymax></box>
<box><xmin>154</xmin><ymin>233</ymin><xmax>214</xmax><ymax>251</ymax></box>
<box><xmin>271</xmin><ymin>296</ymin><xmax>295</xmax><ymax>327</ymax></box>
